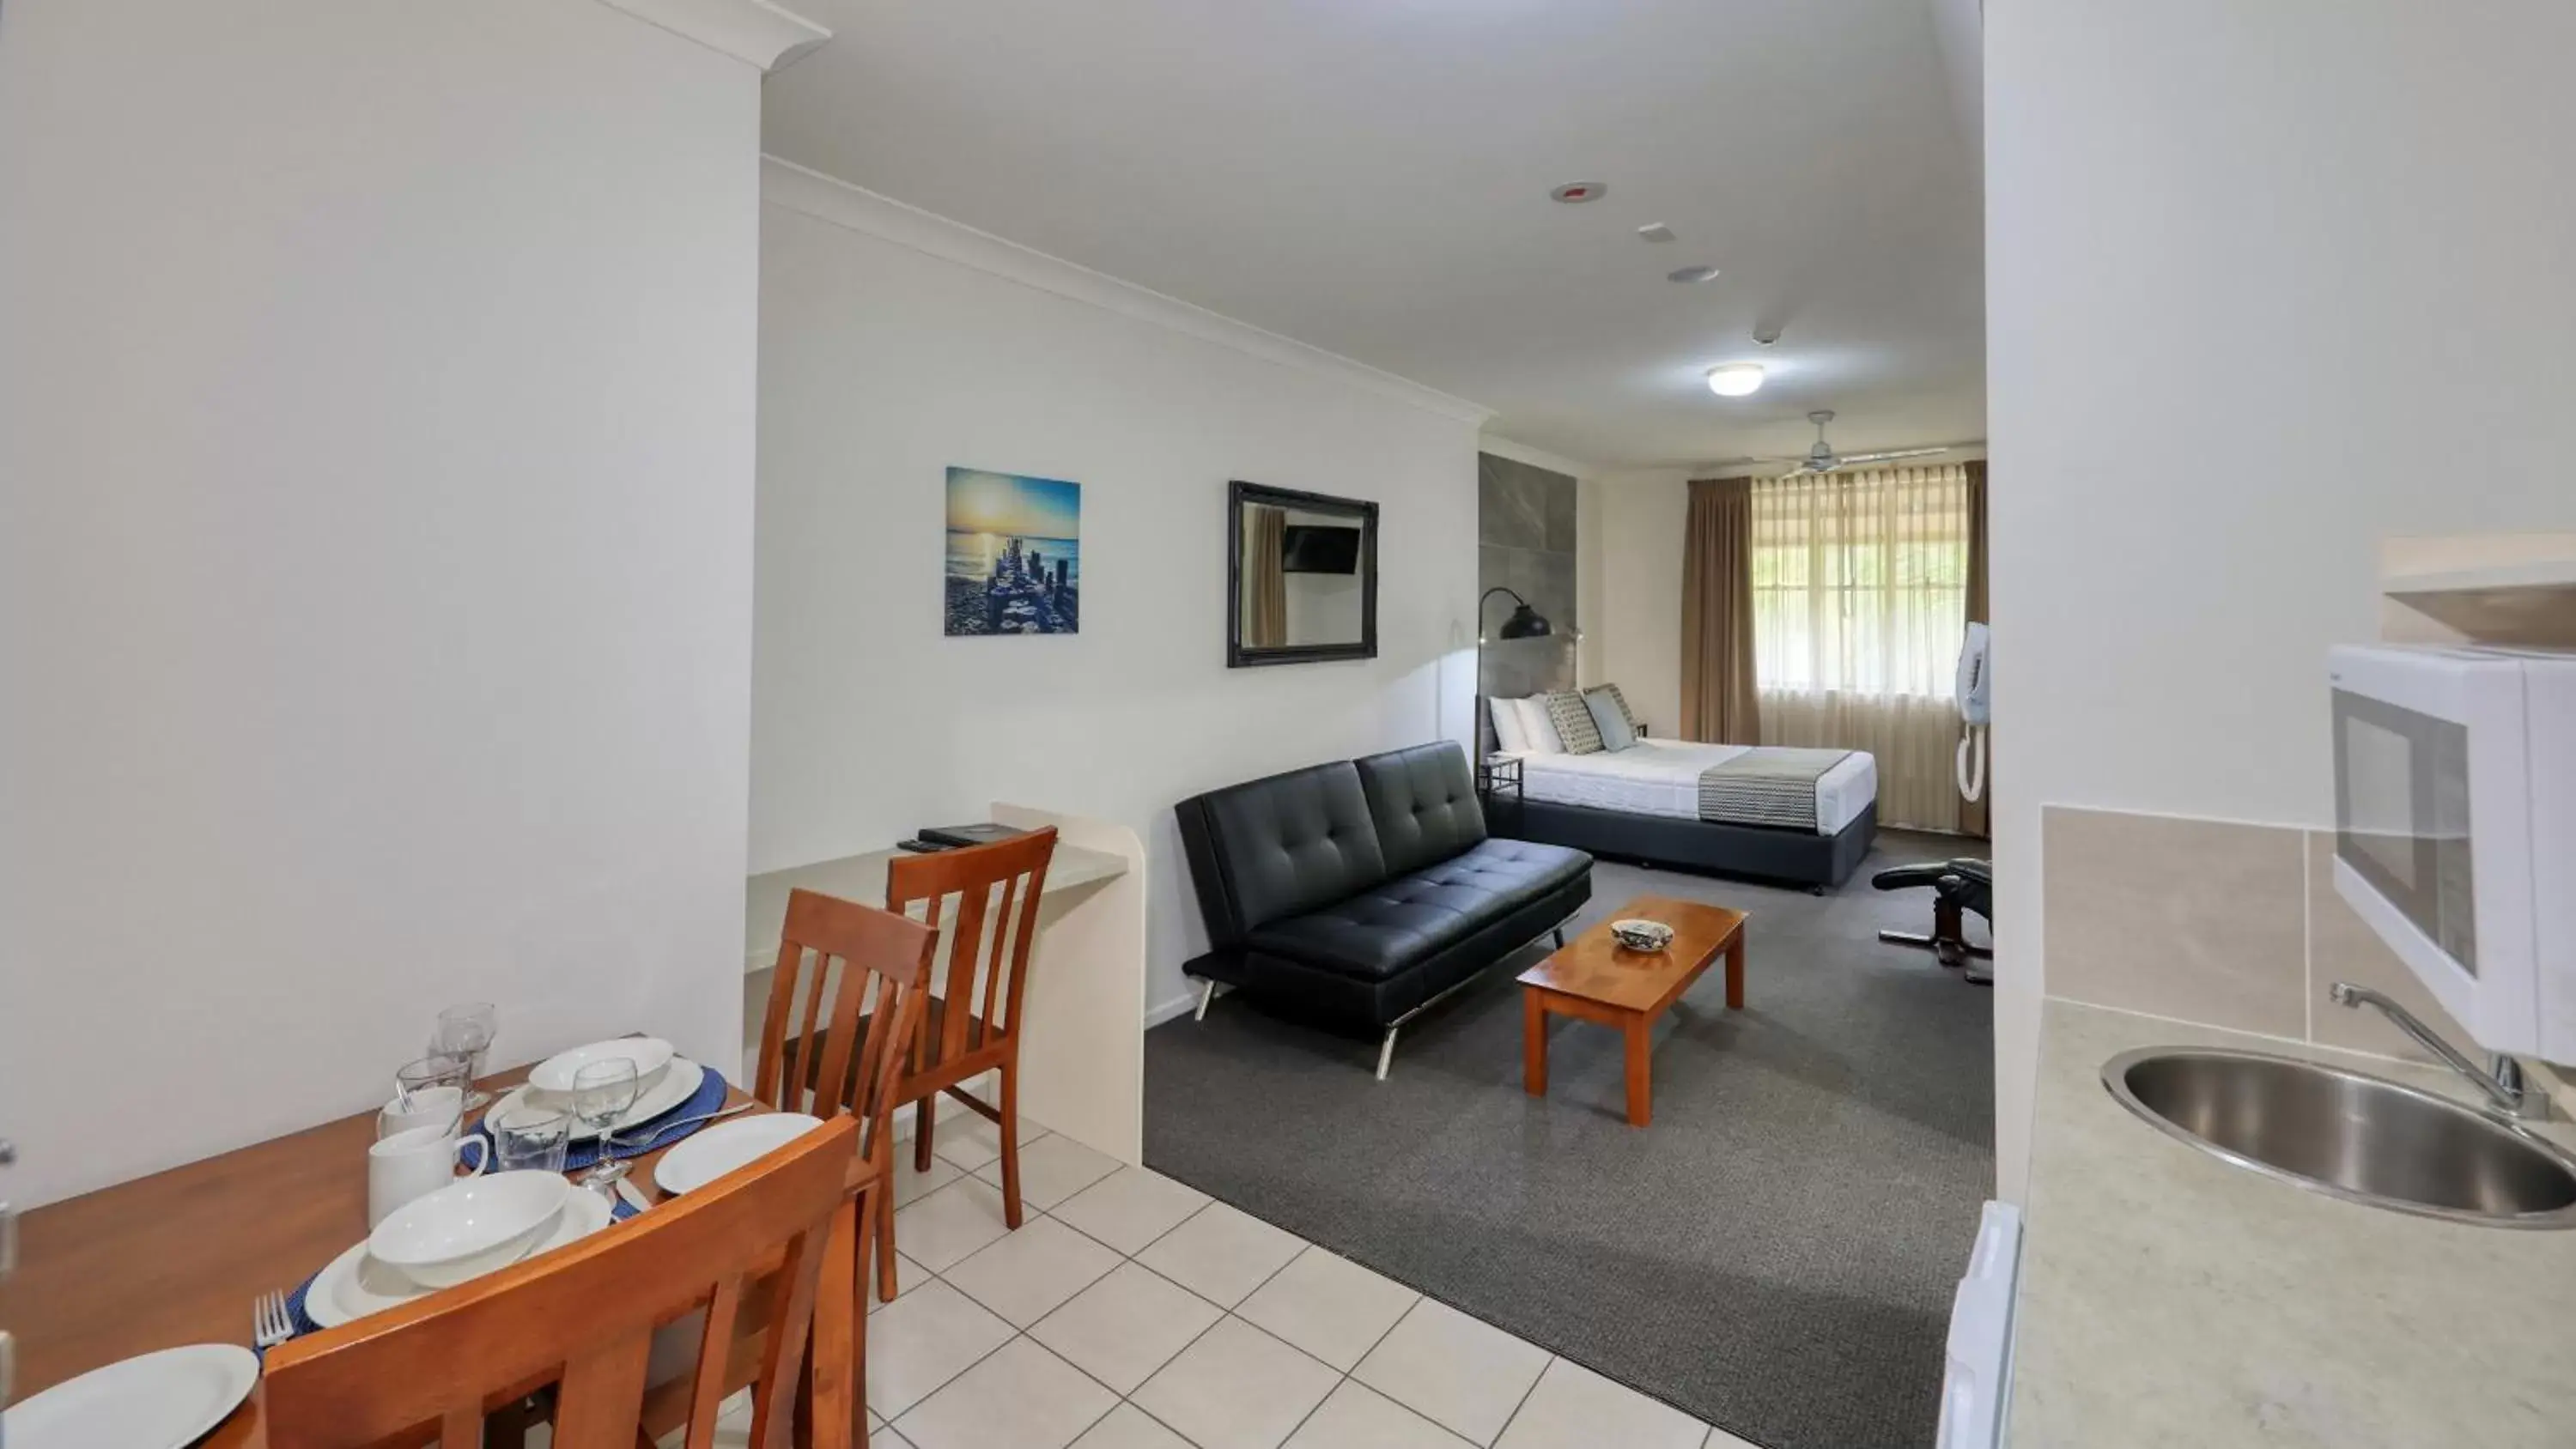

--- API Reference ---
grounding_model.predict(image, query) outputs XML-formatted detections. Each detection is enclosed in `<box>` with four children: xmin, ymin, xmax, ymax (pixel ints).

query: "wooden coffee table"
<box><xmin>1519</xmin><ymin>895</ymin><xmax>1748</xmax><ymax>1127</ymax></box>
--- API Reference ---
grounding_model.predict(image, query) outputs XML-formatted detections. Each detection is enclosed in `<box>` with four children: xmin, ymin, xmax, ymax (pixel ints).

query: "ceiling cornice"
<box><xmin>760</xmin><ymin>156</ymin><xmax>1497</xmax><ymax>427</ymax></box>
<box><xmin>592</xmin><ymin>0</ymin><xmax>829</xmax><ymax>72</ymax></box>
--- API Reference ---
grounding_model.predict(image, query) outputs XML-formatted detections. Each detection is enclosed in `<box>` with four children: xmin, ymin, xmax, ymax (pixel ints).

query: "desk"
<box><xmin>743</xmin><ymin>802</ymin><xmax>1147</xmax><ymax>1164</ymax></box>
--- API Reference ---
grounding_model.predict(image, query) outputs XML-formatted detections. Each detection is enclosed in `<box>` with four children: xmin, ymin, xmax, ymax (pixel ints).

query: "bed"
<box><xmin>1494</xmin><ymin>737</ymin><xmax>1879</xmax><ymax>891</ymax></box>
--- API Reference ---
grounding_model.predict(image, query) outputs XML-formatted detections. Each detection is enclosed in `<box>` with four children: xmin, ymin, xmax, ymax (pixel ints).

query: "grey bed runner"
<box><xmin>1698</xmin><ymin>747</ymin><xmax>1851</xmax><ymax>831</ymax></box>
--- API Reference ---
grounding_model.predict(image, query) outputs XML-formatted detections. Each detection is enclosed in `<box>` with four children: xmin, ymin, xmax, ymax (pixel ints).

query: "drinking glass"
<box><xmin>570</xmin><ymin>1059</ymin><xmax>641</xmax><ymax>1192</ymax></box>
<box><xmin>488</xmin><ymin>1104</ymin><xmax>571</xmax><ymax>1176</ymax></box>
<box><xmin>431</xmin><ymin>1003</ymin><xmax>499</xmax><ymax>1109</ymax></box>
<box><xmin>387</xmin><ymin>1053</ymin><xmax>475</xmax><ymax>1135</ymax></box>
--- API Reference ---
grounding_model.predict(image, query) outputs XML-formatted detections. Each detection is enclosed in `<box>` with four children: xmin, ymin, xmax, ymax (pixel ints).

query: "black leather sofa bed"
<box><xmin>1176</xmin><ymin>741</ymin><xmax>1592</xmax><ymax>1077</ymax></box>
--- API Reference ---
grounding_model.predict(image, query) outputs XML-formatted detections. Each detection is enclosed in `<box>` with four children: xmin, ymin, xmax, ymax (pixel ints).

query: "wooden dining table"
<box><xmin>0</xmin><ymin>1052</ymin><xmax>857</xmax><ymax>1448</ymax></box>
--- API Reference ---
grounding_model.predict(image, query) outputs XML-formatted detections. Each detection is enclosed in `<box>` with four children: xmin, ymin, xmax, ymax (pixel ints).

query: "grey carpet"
<box><xmin>1143</xmin><ymin>834</ymin><xmax>1993</xmax><ymax>1449</ymax></box>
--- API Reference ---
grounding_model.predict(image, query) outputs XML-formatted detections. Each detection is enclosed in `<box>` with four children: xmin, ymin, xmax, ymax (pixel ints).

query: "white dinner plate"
<box><xmin>493</xmin><ymin>1057</ymin><xmax>704</xmax><ymax>1143</ymax></box>
<box><xmin>655</xmin><ymin>1113</ymin><xmax>826</xmax><ymax>1197</ymax></box>
<box><xmin>1</xmin><ymin>1343</ymin><xmax>259</xmax><ymax>1449</ymax></box>
<box><xmin>526</xmin><ymin>1036</ymin><xmax>675</xmax><ymax>1095</ymax></box>
<box><xmin>309</xmin><ymin>1187</ymin><xmax>614</xmax><ymax>1329</ymax></box>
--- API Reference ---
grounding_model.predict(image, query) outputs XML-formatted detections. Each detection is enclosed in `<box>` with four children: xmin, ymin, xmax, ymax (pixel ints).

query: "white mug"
<box><xmin>380</xmin><ymin>1084</ymin><xmax>467</xmax><ymax>1138</ymax></box>
<box><xmin>368</xmin><ymin>1123</ymin><xmax>491</xmax><ymax>1228</ymax></box>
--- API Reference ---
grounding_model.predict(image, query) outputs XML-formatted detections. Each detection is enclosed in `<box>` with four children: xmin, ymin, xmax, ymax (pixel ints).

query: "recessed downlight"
<box><xmin>1549</xmin><ymin>180</ymin><xmax>1607</xmax><ymax>203</ymax></box>
<box><xmin>1637</xmin><ymin>222</ymin><xmax>1676</xmax><ymax>243</ymax></box>
<box><xmin>1706</xmin><ymin>363</ymin><xmax>1765</xmax><ymax>397</ymax></box>
<box><xmin>1668</xmin><ymin>264</ymin><xmax>1721</xmax><ymax>284</ymax></box>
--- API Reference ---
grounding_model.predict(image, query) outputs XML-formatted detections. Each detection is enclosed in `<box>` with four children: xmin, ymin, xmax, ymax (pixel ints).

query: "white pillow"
<box><xmin>1515</xmin><ymin>695</ymin><xmax>1566</xmax><ymax>754</ymax></box>
<box><xmin>1488</xmin><ymin>696</ymin><xmax>1529</xmax><ymax>753</ymax></box>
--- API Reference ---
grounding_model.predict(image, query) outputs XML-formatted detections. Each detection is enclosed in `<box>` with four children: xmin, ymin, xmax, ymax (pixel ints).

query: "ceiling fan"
<box><xmin>1744</xmin><ymin>411</ymin><xmax>1951</xmax><ymax>476</ymax></box>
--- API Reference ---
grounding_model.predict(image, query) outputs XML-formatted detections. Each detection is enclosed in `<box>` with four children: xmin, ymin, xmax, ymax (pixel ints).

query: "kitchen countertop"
<box><xmin>2008</xmin><ymin>999</ymin><xmax>2576</xmax><ymax>1447</ymax></box>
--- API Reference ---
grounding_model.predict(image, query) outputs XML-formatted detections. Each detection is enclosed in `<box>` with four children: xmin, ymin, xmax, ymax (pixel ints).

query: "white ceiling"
<box><xmin>761</xmin><ymin>0</ymin><xmax>1984</xmax><ymax>470</ymax></box>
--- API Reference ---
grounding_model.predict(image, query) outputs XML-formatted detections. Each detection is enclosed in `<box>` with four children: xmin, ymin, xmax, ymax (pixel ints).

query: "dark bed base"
<box><xmin>1497</xmin><ymin>798</ymin><xmax>1877</xmax><ymax>892</ymax></box>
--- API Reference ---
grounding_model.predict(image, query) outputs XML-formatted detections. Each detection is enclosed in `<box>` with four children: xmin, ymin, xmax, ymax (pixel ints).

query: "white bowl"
<box><xmin>368</xmin><ymin>1170</ymin><xmax>569</xmax><ymax>1288</ymax></box>
<box><xmin>1609</xmin><ymin>918</ymin><xmax>1675</xmax><ymax>952</ymax></box>
<box><xmin>527</xmin><ymin>1037</ymin><xmax>675</xmax><ymax>1095</ymax></box>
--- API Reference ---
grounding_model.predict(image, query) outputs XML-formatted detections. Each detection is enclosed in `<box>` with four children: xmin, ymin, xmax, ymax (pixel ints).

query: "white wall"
<box><xmin>1594</xmin><ymin>470</ymin><xmax>1692</xmax><ymax>735</ymax></box>
<box><xmin>752</xmin><ymin>165</ymin><xmax>1485</xmax><ymax>1022</ymax></box>
<box><xmin>1986</xmin><ymin>0</ymin><xmax>2576</xmax><ymax>1197</ymax></box>
<box><xmin>0</xmin><ymin>0</ymin><xmax>764</xmax><ymax>1206</ymax></box>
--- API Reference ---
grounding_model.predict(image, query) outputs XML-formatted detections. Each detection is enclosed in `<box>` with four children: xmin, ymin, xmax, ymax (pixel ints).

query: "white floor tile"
<box><xmin>1029</xmin><ymin>1262</ymin><xmax>1224</xmax><ymax>1395</ymax></box>
<box><xmin>1700</xmin><ymin>1428</ymin><xmax>1763</xmax><ymax>1449</ymax></box>
<box><xmin>1285</xmin><ymin>1381</ymin><xmax>1474</xmax><ymax>1449</ymax></box>
<box><xmin>945</xmin><ymin>1216</ymin><xmax>1123</xmax><ymax>1328</ymax></box>
<box><xmin>1134</xmin><ymin>1203</ymin><xmax>1305</xmax><ymax>1308</ymax></box>
<box><xmin>864</xmin><ymin>1276</ymin><xmax>1017</xmax><ymax>1419</ymax></box>
<box><xmin>1131</xmin><ymin>1317</ymin><xmax>1340</xmax><ymax>1449</ymax></box>
<box><xmin>976</xmin><ymin>1131</ymin><xmax>1121</xmax><ymax>1210</ymax></box>
<box><xmin>1069</xmin><ymin>1405</ymin><xmax>1194</xmax><ymax>1449</ymax></box>
<box><xmin>1237</xmin><ymin>1246</ymin><xmax>1420</xmax><ymax>1371</ymax></box>
<box><xmin>1352</xmin><ymin>1300</ymin><xmax>1549</xmax><ymax>1446</ymax></box>
<box><xmin>874</xmin><ymin>1252</ymin><xmax>932</xmax><ymax>1312</ymax></box>
<box><xmin>871</xmin><ymin>1433</ymin><xmax>917</xmax><ymax>1449</ymax></box>
<box><xmin>1048</xmin><ymin>1167</ymin><xmax>1209</xmax><ymax>1256</ymax></box>
<box><xmin>894</xmin><ymin>1337</ymin><xmax>1117</xmax><ymax>1449</ymax></box>
<box><xmin>892</xmin><ymin>1155</ymin><xmax>965</xmax><ymax>1208</ymax></box>
<box><xmin>1493</xmin><ymin>1358</ymin><xmax>1704</xmax><ymax>1449</ymax></box>
<box><xmin>928</xmin><ymin>1109</ymin><xmax>1048</xmax><ymax>1173</ymax></box>
<box><xmin>896</xmin><ymin>1176</ymin><xmax>1016</xmax><ymax>1271</ymax></box>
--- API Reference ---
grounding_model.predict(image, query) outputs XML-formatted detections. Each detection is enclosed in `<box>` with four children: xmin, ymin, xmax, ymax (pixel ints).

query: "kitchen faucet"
<box><xmin>2329</xmin><ymin>982</ymin><xmax>2548</xmax><ymax>1120</ymax></box>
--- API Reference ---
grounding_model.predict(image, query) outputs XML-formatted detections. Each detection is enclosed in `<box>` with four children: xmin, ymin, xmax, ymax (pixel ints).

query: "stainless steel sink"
<box><xmin>2101</xmin><ymin>1047</ymin><xmax>2576</xmax><ymax>1228</ymax></box>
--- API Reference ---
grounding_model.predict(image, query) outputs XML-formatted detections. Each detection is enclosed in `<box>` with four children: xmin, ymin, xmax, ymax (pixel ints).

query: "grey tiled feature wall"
<box><xmin>1478</xmin><ymin>453</ymin><xmax>1577</xmax><ymax>705</ymax></box>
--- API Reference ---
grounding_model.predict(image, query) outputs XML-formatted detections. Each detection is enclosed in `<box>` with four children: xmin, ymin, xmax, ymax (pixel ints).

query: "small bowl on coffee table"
<box><xmin>1609</xmin><ymin>918</ymin><xmax>1675</xmax><ymax>952</ymax></box>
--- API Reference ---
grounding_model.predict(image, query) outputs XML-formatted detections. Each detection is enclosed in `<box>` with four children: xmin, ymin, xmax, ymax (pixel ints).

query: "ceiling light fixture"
<box><xmin>1548</xmin><ymin>181</ymin><xmax>1607</xmax><ymax>203</ymax></box>
<box><xmin>1706</xmin><ymin>363</ymin><xmax>1765</xmax><ymax>397</ymax></box>
<box><xmin>1667</xmin><ymin>264</ymin><xmax>1720</xmax><ymax>284</ymax></box>
<box><xmin>1637</xmin><ymin>222</ymin><xmax>1676</xmax><ymax>243</ymax></box>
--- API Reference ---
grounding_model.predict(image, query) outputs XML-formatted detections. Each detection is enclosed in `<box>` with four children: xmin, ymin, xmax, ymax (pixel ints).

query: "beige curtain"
<box><xmin>1680</xmin><ymin>477</ymin><xmax>1761</xmax><ymax>743</ymax></box>
<box><xmin>1960</xmin><ymin>460</ymin><xmax>1990</xmax><ymax>839</ymax></box>
<box><xmin>1243</xmin><ymin>504</ymin><xmax>1287</xmax><ymax>647</ymax></box>
<box><xmin>1752</xmin><ymin>464</ymin><xmax>1971</xmax><ymax>832</ymax></box>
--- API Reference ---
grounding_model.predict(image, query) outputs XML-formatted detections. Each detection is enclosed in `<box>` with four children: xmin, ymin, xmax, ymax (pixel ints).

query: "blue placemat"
<box><xmin>467</xmin><ymin>1065</ymin><xmax>732</xmax><ymax>1172</ymax></box>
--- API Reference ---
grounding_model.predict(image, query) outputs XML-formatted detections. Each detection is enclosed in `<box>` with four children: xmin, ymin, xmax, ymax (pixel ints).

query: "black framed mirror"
<box><xmin>1226</xmin><ymin>481</ymin><xmax>1378</xmax><ymax>668</ymax></box>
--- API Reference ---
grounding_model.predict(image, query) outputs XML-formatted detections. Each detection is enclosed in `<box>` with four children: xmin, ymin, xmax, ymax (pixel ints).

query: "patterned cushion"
<box><xmin>1544</xmin><ymin>690</ymin><xmax>1603</xmax><ymax>755</ymax></box>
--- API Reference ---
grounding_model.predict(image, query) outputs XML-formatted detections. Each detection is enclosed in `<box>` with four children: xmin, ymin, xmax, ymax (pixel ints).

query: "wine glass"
<box><xmin>489</xmin><ymin>1105</ymin><xmax>571</xmax><ymax>1175</ymax></box>
<box><xmin>431</xmin><ymin>1003</ymin><xmax>498</xmax><ymax>1109</ymax></box>
<box><xmin>570</xmin><ymin>1058</ymin><xmax>641</xmax><ymax>1193</ymax></box>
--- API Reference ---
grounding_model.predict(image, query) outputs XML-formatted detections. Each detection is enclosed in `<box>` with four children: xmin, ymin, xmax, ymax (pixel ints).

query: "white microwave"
<box><xmin>2328</xmin><ymin>644</ymin><xmax>2576</xmax><ymax>1059</ymax></box>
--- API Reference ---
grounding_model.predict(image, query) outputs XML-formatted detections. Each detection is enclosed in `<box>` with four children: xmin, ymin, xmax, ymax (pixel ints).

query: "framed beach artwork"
<box><xmin>945</xmin><ymin>467</ymin><xmax>1081</xmax><ymax>636</ymax></box>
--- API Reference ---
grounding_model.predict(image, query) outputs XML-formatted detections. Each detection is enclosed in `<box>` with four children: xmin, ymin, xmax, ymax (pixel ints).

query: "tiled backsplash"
<box><xmin>2042</xmin><ymin>803</ymin><xmax>2471</xmax><ymax>1067</ymax></box>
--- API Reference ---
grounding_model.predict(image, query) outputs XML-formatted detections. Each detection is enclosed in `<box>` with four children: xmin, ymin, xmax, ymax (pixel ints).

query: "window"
<box><xmin>1751</xmin><ymin>464</ymin><xmax>1970</xmax><ymax>699</ymax></box>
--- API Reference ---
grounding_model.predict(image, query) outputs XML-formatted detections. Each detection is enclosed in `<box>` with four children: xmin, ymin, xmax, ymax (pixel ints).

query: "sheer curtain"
<box><xmin>1752</xmin><ymin>464</ymin><xmax>1971</xmax><ymax>831</ymax></box>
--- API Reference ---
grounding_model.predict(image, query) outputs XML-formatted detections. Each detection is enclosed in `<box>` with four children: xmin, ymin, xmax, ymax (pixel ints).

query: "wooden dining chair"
<box><xmin>749</xmin><ymin>888</ymin><xmax>939</xmax><ymax>1427</ymax></box>
<box><xmin>879</xmin><ymin>826</ymin><xmax>1059</xmax><ymax>1298</ymax></box>
<box><xmin>264</xmin><ymin>1115</ymin><xmax>863</xmax><ymax>1449</ymax></box>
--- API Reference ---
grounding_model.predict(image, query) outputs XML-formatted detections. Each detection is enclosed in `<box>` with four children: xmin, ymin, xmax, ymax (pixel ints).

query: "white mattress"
<box><xmin>1505</xmin><ymin>738</ymin><xmax>1878</xmax><ymax>835</ymax></box>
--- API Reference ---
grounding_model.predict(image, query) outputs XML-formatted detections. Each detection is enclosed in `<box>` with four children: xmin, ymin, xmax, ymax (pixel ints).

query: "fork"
<box><xmin>252</xmin><ymin>1288</ymin><xmax>295</xmax><ymax>1351</ymax></box>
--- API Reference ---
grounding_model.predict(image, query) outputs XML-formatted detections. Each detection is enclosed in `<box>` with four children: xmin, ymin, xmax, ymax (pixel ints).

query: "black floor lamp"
<box><xmin>1478</xmin><ymin>585</ymin><xmax>1552</xmax><ymax>645</ymax></box>
<box><xmin>1476</xmin><ymin>587</ymin><xmax>1554</xmax><ymax>750</ymax></box>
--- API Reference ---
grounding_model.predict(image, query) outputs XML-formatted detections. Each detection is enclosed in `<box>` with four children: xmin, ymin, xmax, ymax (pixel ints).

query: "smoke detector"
<box><xmin>1548</xmin><ymin>180</ymin><xmax>1607</xmax><ymax>203</ymax></box>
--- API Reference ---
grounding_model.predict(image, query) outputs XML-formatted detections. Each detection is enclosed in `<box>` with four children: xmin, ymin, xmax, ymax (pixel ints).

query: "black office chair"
<box><xmin>1872</xmin><ymin>857</ymin><xmax>1992</xmax><ymax>984</ymax></box>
